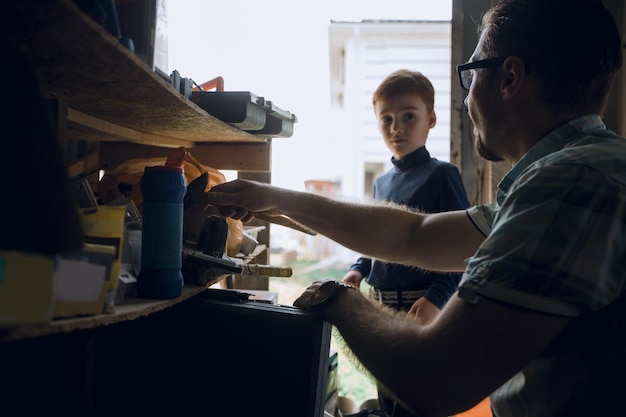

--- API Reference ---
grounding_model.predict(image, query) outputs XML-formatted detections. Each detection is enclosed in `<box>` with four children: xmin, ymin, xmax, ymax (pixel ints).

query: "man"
<box><xmin>204</xmin><ymin>1</ymin><xmax>625</xmax><ymax>416</ymax></box>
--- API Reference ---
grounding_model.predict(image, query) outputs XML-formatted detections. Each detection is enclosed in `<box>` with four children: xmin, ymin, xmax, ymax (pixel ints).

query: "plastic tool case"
<box><xmin>191</xmin><ymin>91</ymin><xmax>297</xmax><ymax>138</ymax></box>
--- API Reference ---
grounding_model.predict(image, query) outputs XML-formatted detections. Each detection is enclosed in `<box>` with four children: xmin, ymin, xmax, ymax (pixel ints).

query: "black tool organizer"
<box><xmin>191</xmin><ymin>91</ymin><xmax>298</xmax><ymax>138</ymax></box>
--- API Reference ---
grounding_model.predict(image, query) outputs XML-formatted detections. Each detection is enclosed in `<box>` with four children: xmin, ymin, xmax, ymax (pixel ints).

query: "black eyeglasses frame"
<box><xmin>456</xmin><ymin>57</ymin><xmax>508</xmax><ymax>91</ymax></box>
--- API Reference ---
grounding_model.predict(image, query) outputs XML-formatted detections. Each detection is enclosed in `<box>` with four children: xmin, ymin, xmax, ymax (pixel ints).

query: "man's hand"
<box><xmin>205</xmin><ymin>179</ymin><xmax>282</xmax><ymax>222</ymax></box>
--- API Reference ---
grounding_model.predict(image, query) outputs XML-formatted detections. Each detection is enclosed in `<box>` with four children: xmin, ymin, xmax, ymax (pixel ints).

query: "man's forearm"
<box><xmin>207</xmin><ymin>180</ymin><xmax>479</xmax><ymax>271</ymax></box>
<box><xmin>277</xmin><ymin>190</ymin><xmax>474</xmax><ymax>271</ymax></box>
<box><xmin>275</xmin><ymin>190</ymin><xmax>428</xmax><ymax>264</ymax></box>
<box><xmin>321</xmin><ymin>288</ymin><xmax>432</xmax><ymax>415</ymax></box>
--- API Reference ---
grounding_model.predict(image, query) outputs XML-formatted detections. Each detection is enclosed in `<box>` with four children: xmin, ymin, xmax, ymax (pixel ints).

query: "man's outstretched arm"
<box><xmin>206</xmin><ymin>179</ymin><xmax>484</xmax><ymax>272</ymax></box>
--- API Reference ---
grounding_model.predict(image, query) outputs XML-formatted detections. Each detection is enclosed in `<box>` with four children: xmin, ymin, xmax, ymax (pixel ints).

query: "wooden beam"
<box><xmin>184</xmin><ymin>143</ymin><xmax>272</xmax><ymax>172</ymax></box>
<box><xmin>452</xmin><ymin>0</ymin><xmax>507</xmax><ymax>205</ymax></box>
<box><xmin>98</xmin><ymin>141</ymin><xmax>272</xmax><ymax>172</ymax></box>
<box><xmin>67</xmin><ymin>109</ymin><xmax>193</xmax><ymax>148</ymax></box>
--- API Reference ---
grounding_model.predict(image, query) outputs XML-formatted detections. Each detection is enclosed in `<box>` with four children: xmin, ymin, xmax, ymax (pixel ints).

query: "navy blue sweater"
<box><xmin>349</xmin><ymin>146</ymin><xmax>470</xmax><ymax>309</ymax></box>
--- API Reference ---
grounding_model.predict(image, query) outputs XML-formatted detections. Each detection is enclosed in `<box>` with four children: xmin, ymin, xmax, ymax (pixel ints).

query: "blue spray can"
<box><xmin>138</xmin><ymin>147</ymin><xmax>187</xmax><ymax>299</ymax></box>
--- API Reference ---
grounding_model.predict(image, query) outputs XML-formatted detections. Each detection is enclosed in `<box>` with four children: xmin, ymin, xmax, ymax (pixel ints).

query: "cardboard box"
<box><xmin>53</xmin><ymin>243</ymin><xmax>116</xmax><ymax>318</ymax></box>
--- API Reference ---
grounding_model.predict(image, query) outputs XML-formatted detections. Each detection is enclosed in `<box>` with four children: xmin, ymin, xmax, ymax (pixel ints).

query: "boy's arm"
<box><xmin>437</xmin><ymin>164</ymin><xmax>471</xmax><ymax>210</ymax></box>
<box><xmin>349</xmin><ymin>256</ymin><xmax>371</xmax><ymax>276</ymax></box>
<box><xmin>423</xmin><ymin>272</ymin><xmax>463</xmax><ymax>309</ymax></box>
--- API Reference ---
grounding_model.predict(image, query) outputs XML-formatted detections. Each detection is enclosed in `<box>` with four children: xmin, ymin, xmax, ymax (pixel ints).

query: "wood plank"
<box><xmin>0</xmin><ymin>284</ymin><xmax>215</xmax><ymax>344</ymax></box>
<box><xmin>191</xmin><ymin>142</ymin><xmax>272</xmax><ymax>172</ymax></box>
<box><xmin>66</xmin><ymin>150</ymin><xmax>100</xmax><ymax>179</ymax></box>
<box><xmin>3</xmin><ymin>0</ymin><xmax>265</xmax><ymax>144</ymax></box>
<box><xmin>99</xmin><ymin>141</ymin><xmax>272</xmax><ymax>172</ymax></box>
<box><xmin>67</xmin><ymin>109</ymin><xmax>194</xmax><ymax>148</ymax></box>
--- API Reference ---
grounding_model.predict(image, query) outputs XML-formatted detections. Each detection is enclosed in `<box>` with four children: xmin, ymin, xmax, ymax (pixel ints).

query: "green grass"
<box><xmin>269</xmin><ymin>259</ymin><xmax>378</xmax><ymax>408</ymax></box>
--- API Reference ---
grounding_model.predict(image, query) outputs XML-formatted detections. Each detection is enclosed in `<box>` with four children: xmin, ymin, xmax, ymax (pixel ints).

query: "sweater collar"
<box><xmin>391</xmin><ymin>146</ymin><xmax>430</xmax><ymax>171</ymax></box>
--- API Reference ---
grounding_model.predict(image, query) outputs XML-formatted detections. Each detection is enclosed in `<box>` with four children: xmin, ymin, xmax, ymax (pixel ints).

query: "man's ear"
<box><xmin>501</xmin><ymin>56</ymin><xmax>527</xmax><ymax>99</ymax></box>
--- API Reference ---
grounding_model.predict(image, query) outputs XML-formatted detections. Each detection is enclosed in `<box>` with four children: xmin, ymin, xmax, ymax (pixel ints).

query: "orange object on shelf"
<box><xmin>165</xmin><ymin>146</ymin><xmax>187</xmax><ymax>169</ymax></box>
<box><xmin>455</xmin><ymin>397</ymin><xmax>491</xmax><ymax>417</ymax></box>
<box><xmin>192</xmin><ymin>76</ymin><xmax>224</xmax><ymax>92</ymax></box>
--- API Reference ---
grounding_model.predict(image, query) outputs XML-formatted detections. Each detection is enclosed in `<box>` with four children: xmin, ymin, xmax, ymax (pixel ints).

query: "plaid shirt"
<box><xmin>459</xmin><ymin>114</ymin><xmax>626</xmax><ymax>416</ymax></box>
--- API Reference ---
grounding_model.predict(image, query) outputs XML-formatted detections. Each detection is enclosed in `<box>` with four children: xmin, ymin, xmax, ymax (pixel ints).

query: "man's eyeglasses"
<box><xmin>456</xmin><ymin>57</ymin><xmax>508</xmax><ymax>91</ymax></box>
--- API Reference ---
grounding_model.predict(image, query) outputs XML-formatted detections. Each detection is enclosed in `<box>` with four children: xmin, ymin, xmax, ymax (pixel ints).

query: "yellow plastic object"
<box><xmin>0</xmin><ymin>251</ymin><xmax>55</xmax><ymax>327</ymax></box>
<box><xmin>78</xmin><ymin>205</ymin><xmax>127</xmax><ymax>313</ymax></box>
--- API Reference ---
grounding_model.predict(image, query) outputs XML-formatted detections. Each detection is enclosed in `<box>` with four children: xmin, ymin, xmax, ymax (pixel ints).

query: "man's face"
<box><xmin>374</xmin><ymin>93</ymin><xmax>436</xmax><ymax>160</ymax></box>
<box><xmin>464</xmin><ymin>33</ymin><xmax>505</xmax><ymax>163</ymax></box>
<box><xmin>473</xmin><ymin>127</ymin><xmax>502</xmax><ymax>162</ymax></box>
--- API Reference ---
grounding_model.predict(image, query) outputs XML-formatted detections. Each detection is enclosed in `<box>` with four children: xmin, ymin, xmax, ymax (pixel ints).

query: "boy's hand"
<box><xmin>406</xmin><ymin>297</ymin><xmax>440</xmax><ymax>325</ymax></box>
<box><xmin>342</xmin><ymin>270</ymin><xmax>364</xmax><ymax>288</ymax></box>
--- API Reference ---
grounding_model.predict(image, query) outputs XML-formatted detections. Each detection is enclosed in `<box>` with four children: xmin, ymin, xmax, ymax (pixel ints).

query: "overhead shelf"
<box><xmin>3</xmin><ymin>0</ymin><xmax>264</xmax><ymax>145</ymax></box>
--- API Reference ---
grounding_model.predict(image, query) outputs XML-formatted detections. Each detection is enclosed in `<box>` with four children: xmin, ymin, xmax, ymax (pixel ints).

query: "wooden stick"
<box><xmin>241</xmin><ymin>264</ymin><xmax>293</xmax><ymax>277</ymax></box>
<box><xmin>253</xmin><ymin>213</ymin><xmax>317</xmax><ymax>236</ymax></box>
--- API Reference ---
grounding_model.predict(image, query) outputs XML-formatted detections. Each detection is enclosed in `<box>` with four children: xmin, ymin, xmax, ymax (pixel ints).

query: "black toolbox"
<box><xmin>248</xmin><ymin>100</ymin><xmax>298</xmax><ymax>138</ymax></box>
<box><xmin>191</xmin><ymin>91</ymin><xmax>297</xmax><ymax>138</ymax></box>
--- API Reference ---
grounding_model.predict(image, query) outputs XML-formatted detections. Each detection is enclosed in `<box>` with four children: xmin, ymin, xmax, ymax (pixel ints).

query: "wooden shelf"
<box><xmin>0</xmin><ymin>1</ymin><xmax>278</xmax><ymax>347</ymax></box>
<box><xmin>0</xmin><ymin>4</ymin><xmax>313</xmax><ymax>414</ymax></box>
<box><xmin>4</xmin><ymin>0</ymin><xmax>264</xmax><ymax>147</ymax></box>
<box><xmin>0</xmin><ymin>245</ymin><xmax>273</xmax><ymax>344</ymax></box>
<box><xmin>0</xmin><ymin>282</ymin><xmax>218</xmax><ymax>344</ymax></box>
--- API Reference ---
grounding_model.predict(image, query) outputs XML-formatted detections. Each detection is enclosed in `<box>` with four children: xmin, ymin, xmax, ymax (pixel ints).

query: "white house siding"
<box><xmin>329</xmin><ymin>21</ymin><xmax>452</xmax><ymax>200</ymax></box>
<box><xmin>305</xmin><ymin>20</ymin><xmax>452</xmax><ymax>263</ymax></box>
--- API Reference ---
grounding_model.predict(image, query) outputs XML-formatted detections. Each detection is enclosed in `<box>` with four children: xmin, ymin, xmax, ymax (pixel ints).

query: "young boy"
<box><xmin>342</xmin><ymin>69</ymin><xmax>470</xmax><ymax>416</ymax></box>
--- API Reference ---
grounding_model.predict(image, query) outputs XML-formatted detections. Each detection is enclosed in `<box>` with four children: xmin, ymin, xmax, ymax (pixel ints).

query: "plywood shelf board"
<box><xmin>0</xmin><ymin>283</ymin><xmax>215</xmax><ymax>344</ymax></box>
<box><xmin>5</xmin><ymin>0</ymin><xmax>263</xmax><ymax>144</ymax></box>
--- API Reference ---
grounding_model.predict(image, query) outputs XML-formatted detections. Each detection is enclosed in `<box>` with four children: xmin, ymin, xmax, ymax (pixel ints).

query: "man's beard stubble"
<box><xmin>473</xmin><ymin>127</ymin><xmax>504</xmax><ymax>162</ymax></box>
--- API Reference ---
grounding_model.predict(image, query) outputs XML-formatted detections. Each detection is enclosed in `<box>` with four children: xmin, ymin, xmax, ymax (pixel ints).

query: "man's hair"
<box><xmin>479</xmin><ymin>0</ymin><xmax>623</xmax><ymax>114</ymax></box>
<box><xmin>372</xmin><ymin>69</ymin><xmax>436</xmax><ymax>113</ymax></box>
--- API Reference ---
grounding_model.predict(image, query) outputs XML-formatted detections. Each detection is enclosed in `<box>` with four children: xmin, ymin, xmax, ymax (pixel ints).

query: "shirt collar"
<box><xmin>392</xmin><ymin>146</ymin><xmax>430</xmax><ymax>171</ymax></box>
<box><xmin>496</xmin><ymin>114</ymin><xmax>606</xmax><ymax>205</ymax></box>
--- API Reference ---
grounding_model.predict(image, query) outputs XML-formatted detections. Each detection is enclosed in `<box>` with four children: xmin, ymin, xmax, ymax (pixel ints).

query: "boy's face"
<box><xmin>374</xmin><ymin>93</ymin><xmax>436</xmax><ymax>160</ymax></box>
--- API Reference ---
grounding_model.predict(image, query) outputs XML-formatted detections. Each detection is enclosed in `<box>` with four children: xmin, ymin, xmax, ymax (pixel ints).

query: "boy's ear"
<box><xmin>429</xmin><ymin>110</ymin><xmax>437</xmax><ymax>128</ymax></box>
